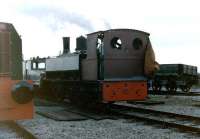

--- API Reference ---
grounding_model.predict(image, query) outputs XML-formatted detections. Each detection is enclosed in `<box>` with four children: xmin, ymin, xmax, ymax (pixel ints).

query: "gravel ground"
<box><xmin>9</xmin><ymin>91</ymin><xmax>200</xmax><ymax>139</ymax></box>
<box><xmin>0</xmin><ymin>122</ymin><xmax>20</xmax><ymax>138</ymax></box>
<box><xmin>18</xmin><ymin>114</ymin><xmax>198</xmax><ymax>139</ymax></box>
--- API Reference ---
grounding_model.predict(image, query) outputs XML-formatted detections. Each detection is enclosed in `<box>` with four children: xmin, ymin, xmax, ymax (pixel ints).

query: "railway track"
<box><xmin>109</xmin><ymin>103</ymin><xmax>200</xmax><ymax>134</ymax></box>
<box><xmin>0</xmin><ymin>121</ymin><xmax>37</xmax><ymax>139</ymax></box>
<box><xmin>148</xmin><ymin>90</ymin><xmax>200</xmax><ymax>96</ymax></box>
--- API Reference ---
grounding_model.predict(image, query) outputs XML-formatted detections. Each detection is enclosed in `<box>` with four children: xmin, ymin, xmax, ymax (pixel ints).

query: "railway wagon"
<box><xmin>152</xmin><ymin>64</ymin><xmax>198</xmax><ymax>92</ymax></box>
<box><xmin>0</xmin><ymin>22</ymin><xmax>33</xmax><ymax>120</ymax></box>
<box><xmin>40</xmin><ymin>29</ymin><xmax>157</xmax><ymax>103</ymax></box>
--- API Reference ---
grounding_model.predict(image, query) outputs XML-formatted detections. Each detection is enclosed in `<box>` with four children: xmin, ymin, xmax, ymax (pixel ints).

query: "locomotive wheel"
<box><xmin>51</xmin><ymin>85</ymin><xmax>65</xmax><ymax>102</ymax></box>
<box><xmin>166</xmin><ymin>84</ymin><xmax>177</xmax><ymax>93</ymax></box>
<box><xmin>166</xmin><ymin>86</ymin><xmax>177</xmax><ymax>93</ymax></box>
<box><xmin>181</xmin><ymin>86</ymin><xmax>191</xmax><ymax>93</ymax></box>
<box><xmin>68</xmin><ymin>88</ymin><xmax>90</xmax><ymax>106</ymax></box>
<box><xmin>166</xmin><ymin>78</ymin><xmax>177</xmax><ymax>93</ymax></box>
<box><xmin>68</xmin><ymin>87</ymin><xmax>99</xmax><ymax>109</ymax></box>
<box><xmin>68</xmin><ymin>93</ymin><xmax>98</xmax><ymax>109</ymax></box>
<box><xmin>152</xmin><ymin>85</ymin><xmax>161</xmax><ymax>92</ymax></box>
<box><xmin>152</xmin><ymin>80</ymin><xmax>161</xmax><ymax>93</ymax></box>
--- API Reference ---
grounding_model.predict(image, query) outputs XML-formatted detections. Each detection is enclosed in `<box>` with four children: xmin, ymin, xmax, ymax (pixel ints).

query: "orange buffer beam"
<box><xmin>102</xmin><ymin>81</ymin><xmax>147</xmax><ymax>102</ymax></box>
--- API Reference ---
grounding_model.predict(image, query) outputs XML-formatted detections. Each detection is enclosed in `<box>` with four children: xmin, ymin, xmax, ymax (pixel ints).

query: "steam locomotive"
<box><xmin>0</xmin><ymin>22</ymin><xmax>33</xmax><ymax>121</ymax></box>
<box><xmin>40</xmin><ymin>29</ymin><xmax>158</xmax><ymax>103</ymax></box>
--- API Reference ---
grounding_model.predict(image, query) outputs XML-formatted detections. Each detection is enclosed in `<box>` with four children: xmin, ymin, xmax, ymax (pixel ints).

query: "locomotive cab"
<box><xmin>81</xmin><ymin>29</ymin><xmax>150</xmax><ymax>102</ymax></box>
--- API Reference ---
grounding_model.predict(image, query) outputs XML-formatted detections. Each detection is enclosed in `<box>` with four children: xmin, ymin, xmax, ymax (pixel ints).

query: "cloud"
<box><xmin>20</xmin><ymin>5</ymin><xmax>95</xmax><ymax>32</ymax></box>
<box><xmin>155</xmin><ymin>46</ymin><xmax>200</xmax><ymax>71</ymax></box>
<box><xmin>1</xmin><ymin>0</ymin><xmax>200</xmax><ymax>71</ymax></box>
<box><xmin>103</xmin><ymin>20</ymin><xmax>112</xmax><ymax>30</ymax></box>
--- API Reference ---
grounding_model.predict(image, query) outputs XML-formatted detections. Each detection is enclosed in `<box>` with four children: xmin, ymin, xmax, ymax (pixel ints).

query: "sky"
<box><xmin>0</xmin><ymin>0</ymin><xmax>200</xmax><ymax>71</ymax></box>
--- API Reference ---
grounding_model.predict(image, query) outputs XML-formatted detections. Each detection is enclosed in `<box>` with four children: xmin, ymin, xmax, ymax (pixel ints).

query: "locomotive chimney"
<box><xmin>62</xmin><ymin>37</ymin><xmax>70</xmax><ymax>54</ymax></box>
<box><xmin>76</xmin><ymin>36</ymin><xmax>87</xmax><ymax>51</ymax></box>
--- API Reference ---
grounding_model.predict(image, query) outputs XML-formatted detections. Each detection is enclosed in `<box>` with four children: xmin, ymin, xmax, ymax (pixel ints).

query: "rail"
<box><xmin>109</xmin><ymin>103</ymin><xmax>200</xmax><ymax>134</ymax></box>
<box><xmin>3</xmin><ymin>121</ymin><xmax>37</xmax><ymax>139</ymax></box>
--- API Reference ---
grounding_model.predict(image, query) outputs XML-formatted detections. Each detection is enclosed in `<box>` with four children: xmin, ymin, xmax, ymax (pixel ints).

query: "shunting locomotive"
<box><xmin>40</xmin><ymin>29</ymin><xmax>158</xmax><ymax>103</ymax></box>
<box><xmin>0</xmin><ymin>22</ymin><xmax>33</xmax><ymax>120</ymax></box>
